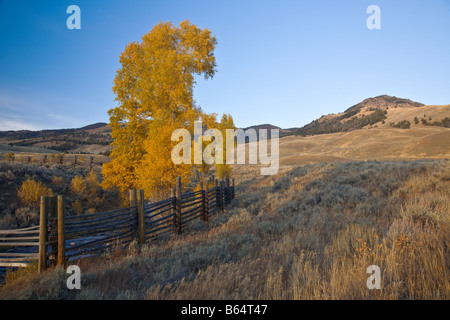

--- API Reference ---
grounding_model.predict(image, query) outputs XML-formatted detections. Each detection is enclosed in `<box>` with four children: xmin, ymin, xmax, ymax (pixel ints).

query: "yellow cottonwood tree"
<box><xmin>102</xmin><ymin>20</ymin><xmax>218</xmax><ymax>198</ymax></box>
<box><xmin>216</xmin><ymin>114</ymin><xmax>235</xmax><ymax>179</ymax></box>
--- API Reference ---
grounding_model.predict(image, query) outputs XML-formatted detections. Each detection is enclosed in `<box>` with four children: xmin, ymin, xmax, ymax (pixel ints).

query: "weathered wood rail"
<box><xmin>0</xmin><ymin>226</ymin><xmax>40</xmax><ymax>268</ymax></box>
<box><xmin>0</xmin><ymin>176</ymin><xmax>235</xmax><ymax>274</ymax></box>
<box><xmin>2</xmin><ymin>154</ymin><xmax>103</xmax><ymax>170</ymax></box>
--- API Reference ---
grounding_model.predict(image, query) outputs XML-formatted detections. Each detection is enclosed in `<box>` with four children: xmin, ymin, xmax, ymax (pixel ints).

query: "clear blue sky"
<box><xmin>1</xmin><ymin>0</ymin><xmax>450</xmax><ymax>130</ymax></box>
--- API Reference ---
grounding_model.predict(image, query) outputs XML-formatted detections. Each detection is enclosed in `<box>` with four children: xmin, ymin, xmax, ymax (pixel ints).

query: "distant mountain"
<box><xmin>0</xmin><ymin>122</ymin><xmax>112</xmax><ymax>154</ymax></box>
<box><xmin>79</xmin><ymin>122</ymin><xmax>109</xmax><ymax>131</ymax></box>
<box><xmin>241</xmin><ymin>124</ymin><xmax>295</xmax><ymax>139</ymax></box>
<box><xmin>0</xmin><ymin>122</ymin><xmax>111</xmax><ymax>139</ymax></box>
<box><xmin>344</xmin><ymin>95</ymin><xmax>424</xmax><ymax>114</ymax></box>
<box><xmin>243</xmin><ymin>124</ymin><xmax>281</xmax><ymax>131</ymax></box>
<box><xmin>2</xmin><ymin>94</ymin><xmax>447</xmax><ymax>154</ymax></box>
<box><xmin>295</xmin><ymin>95</ymin><xmax>448</xmax><ymax>137</ymax></box>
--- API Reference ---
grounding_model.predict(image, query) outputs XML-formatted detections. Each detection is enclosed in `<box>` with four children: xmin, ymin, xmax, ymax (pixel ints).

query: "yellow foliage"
<box><xmin>71</xmin><ymin>175</ymin><xmax>87</xmax><ymax>197</ymax></box>
<box><xmin>215</xmin><ymin>114</ymin><xmax>235</xmax><ymax>179</ymax></box>
<box><xmin>72</xmin><ymin>199</ymin><xmax>83</xmax><ymax>215</ymax></box>
<box><xmin>5</xmin><ymin>152</ymin><xmax>14</xmax><ymax>161</ymax></box>
<box><xmin>17</xmin><ymin>178</ymin><xmax>53</xmax><ymax>207</ymax></box>
<box><xmin>51</xmin><ymin>175</ymin><xmax>64</xmax><ymax>189</ymax></box>
<box><xmin>216</xmin><ymin>163</ymin><xmax>233</xmax><ymax>180</ymax></box>
<box><xmin>102</xmin><ymin>20</ymin><xmax>219</xmax><ymax>198</ymax></box>
<box><xmin>85</xmin><ymin>170</ymin><xmax>100</xmax><ymax>195</ymax></box>
<box><xmin>137</xmin><ymin>121</ymin><xmax>193</xmax><ymax>198</ymax></box>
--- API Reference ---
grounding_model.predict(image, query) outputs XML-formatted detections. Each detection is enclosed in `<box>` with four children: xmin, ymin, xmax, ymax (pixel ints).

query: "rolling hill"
<box><xmin>0</xmin><ymin>122</ymin><xmax>112</xmax><ymax>155</ymax></box>
<box><xmin>241</xmin><ymin>124</ymin><xmax>294</xmax><ymax>139</ymax></box>
<box><xmin>0</xmin><ymin>95</ymin><xmax>449</xmax><ymax>299</ymax></box>
<box><xmin>277</xmin><ymin>127</ymin><xmax>450</xmax><ymax>167</ymax></box>
<box><xmin>0</xmin><ymin>94</ymin><xmax>448</xmax><ymax>161</ymax></box>
<box><xmin>264</xmin><ymin>95</ymin><xmax>450</xmax><ymax>167</ymax></box>
<box><xmin>295</xmin><ymin>95</ymin><xmax>449</xmax><ymax>136</ymax></box>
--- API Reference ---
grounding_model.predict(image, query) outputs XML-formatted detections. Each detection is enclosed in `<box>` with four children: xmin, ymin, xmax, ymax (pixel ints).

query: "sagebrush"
<box><xmin>1</xmin><ymin>159</ymin><xmax>449</xmax><ymax>299</ymax></box>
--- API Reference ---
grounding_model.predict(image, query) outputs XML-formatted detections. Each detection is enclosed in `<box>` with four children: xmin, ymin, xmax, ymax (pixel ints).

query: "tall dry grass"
<box><xmin>0</xmin><ymin>159</ymin><xmax>448</xmax><ymax>299</ymax></box>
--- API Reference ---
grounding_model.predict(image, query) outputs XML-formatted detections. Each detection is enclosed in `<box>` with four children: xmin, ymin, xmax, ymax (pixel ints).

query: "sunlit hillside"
<box><xmin>1</xmin><ymin>159</ymin><xmax>448</xmax><ymax>299</ymax></box>
<box><xmin>279</xmin><ymin>127</ymin><xmax>450</xmax><ymax>167</ymax></box>
<box><xmin>296</xmin><ymin>95</ymin><xmax>449</xmax><ymax>137</ymax></box>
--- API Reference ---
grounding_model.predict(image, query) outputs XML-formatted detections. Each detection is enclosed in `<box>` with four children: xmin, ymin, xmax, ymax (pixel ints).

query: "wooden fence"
<box><xmin>2</xmin><ymin>154</ymin><xmax>104</xmax><ymax>170</ymax></box>
<box><xmin>0</xmin><ymin>226</ymin><xmax>40</xmax><ymax>268</ymax></box>
<box><xmin>0</xmin><ymin>176</ymin><xmax>235</xmax><ymax>274</ymax></box>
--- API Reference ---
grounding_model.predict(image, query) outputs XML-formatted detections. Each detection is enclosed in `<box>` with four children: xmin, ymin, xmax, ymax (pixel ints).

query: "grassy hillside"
<box><xmin>0</xmin><ymin>143</ymin><xmax>58</xmax><ymax>155</ymax></box>
<box><xmin>1</xmin><ymin>159</ymin><xmax>448</xmax><ymax>299</ymax></box>
<box><xmin>377</xmin><ymin>104</ymin><xmax>450</xmax><ymax>128</ymax></box>
<box><xmin>296</xmin><ymin>95</ymin><xmax>449</xmax><ymax>136</ymax></box>
<box><xmin>0</xmin><ymin>122</ymin><xmax>112</xmax><ymax>154</ymax></box>
<box><xmin>242</xmin><ymin>124</ymin><xmax>294</xmax><ymax>138</ymax></box>
<box><xmin>344</xmin><ymin>95</ymin><xmax>424</xmax><ymax>114</ymax></box>
<box><xmin>279</xmin><ymin>127</ymin><xmax>450</xmax><ymax>167</ymax></box>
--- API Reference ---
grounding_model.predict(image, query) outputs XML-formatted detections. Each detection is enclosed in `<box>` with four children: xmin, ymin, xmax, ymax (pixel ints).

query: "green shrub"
<box><xmin>391</xmin><ymin>120</ymin><xmax>411</xmax><ymax>129</ymax></box>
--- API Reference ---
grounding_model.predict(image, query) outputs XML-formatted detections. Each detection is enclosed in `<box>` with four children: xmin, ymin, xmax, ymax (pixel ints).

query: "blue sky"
<box><xmin>1</xmin><ymin>0</ymin><xmax>450</xmax><ymax>130</ymax></box>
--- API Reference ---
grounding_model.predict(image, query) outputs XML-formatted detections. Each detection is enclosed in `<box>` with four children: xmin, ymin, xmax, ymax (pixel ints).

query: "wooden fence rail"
<box><xmin>0</xmin><ymin>176</ymin><xmax>235</xmax><ymax>274</ymax></box>
<box><xmin>0</xmin><ymin>226</ymin><xmax>40</xmax><ymax>268</ymax></box>
<box><xmin>2</xmin><ymin>154</ymin><xmax>103</xmax><ymax>170</ymax></box>
<box><xmin>63</xmin><ymin>205</ymin><xmax>138</xmax><ymax>262</ymax></box>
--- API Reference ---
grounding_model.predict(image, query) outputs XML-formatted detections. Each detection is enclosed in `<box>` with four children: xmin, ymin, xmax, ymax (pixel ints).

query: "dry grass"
<box><xmin>377</xmin><ymin>104</ymin><xmax>450</xmax><ymax>129</ymax></box>
<box><xmin>280</xmin><ymin>104</ymin><xmax>450</xmax><ymax>167</ymax></box>
<box><xmin>314</xmin><ymin>104</ymin><xmax>449</xmax><ymax>130</ymax></box>
<box><xmin>279</xmin><ymin>127</ymin><xmax>450</xmax><ymax>166</ymax></box>
<box><xmin>0</xmin><ymin>159</ymin><xmax>449</xmax><ymax>299</ymax></box>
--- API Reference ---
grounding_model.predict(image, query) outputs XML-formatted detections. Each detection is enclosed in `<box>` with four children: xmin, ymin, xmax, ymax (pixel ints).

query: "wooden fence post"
<box><xmin>232</xmin><ymin>178</ymin><xmax>235</xmax><ymax>200</ymax></box>
<box><xmin>226</xmin><ymin>178</ymin><xmax>231</xmax><ymax>204</ymax></box>
<box><xmin>203</xmin><ymin>180</ymin><xmax>209</xmax><ymax>223</ymax></box>
<box><xmin>199</xmin><ymin>181</ymin><xmax>205</xmax><ymax>222</ymax></box>
<box><xmin>129</xmin><ymin>189</ymin><xmax>138</xmax><ymax>240</ymax></box>
<box><xmin>223</xmin><ymin>179</ymin><xmax>227</xmax><ymax>206</ymax></box>
<box><xmin>89</xmin><ymin>156</ymin><xmax>94</xmax><ymax>171</ymax></box>
<box><xmin>129</xmin><ymin>189</ymin><xmax>137</xmax><ymax>207</ymax></box>
<box><xmin>214</xmin><ymin>179</ymin><xmax>219</xmax><ymax>213</ymax></box>
<box><xmin>57</xmin><ymin>196</ymin><xmax>65</xmax><ymax>267</ymax></box>
<box><xmin>199</xmin><ymin>180</ymin><xmax>205</xmax><ymax>221</ymax></box>
<box><xmin>171</xmin><ymin>188</ymin><xmax>176</xmax><ymax>233</ymax></box>
<box><xmin>137</xmin><ymin>189</ymin><xmax>145</xmax><ymax>245</ymax></box>
<box><xmin>43</xmin><ymin>155</ymin><xmax>47</xmax><ymax>164</ymax></box>
<box><xmin>219</xmin><ymin>181</ymin><xmax>224</xmax><ymax>212</ymax></box>
<box><xmin>73</xmin><ymin>155</ymin><xmax>77</xmax><ymax>168</ymax></box>
<box><xmin>59</xmin><ymin>154</ymin><xmax>63</xmax><ymax>164</ymax></box>
<box><xmin>175</xmin><ymin>176</ymin><xmax>182</xmax><ymax>234</ymax></box>
<box><xmin>38</xmin><ymin>196</ymin><xmax>48</xmax><ymax>273</ymax></box>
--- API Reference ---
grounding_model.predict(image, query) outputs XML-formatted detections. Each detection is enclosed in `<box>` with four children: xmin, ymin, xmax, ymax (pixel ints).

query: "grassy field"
<box><xmin>279</xmin><ymin>127</ymin><xmax>450</xmax><ymax>166</ymax></box>
<box><xmin>0</xmin><ymin>143</ymin><xmax>57</xmax><ymax>155</ymax></box>
<box><xmin>0</xmin><ymin>158</ymin><xmax>448</xmax><ymax>299</ymax></box>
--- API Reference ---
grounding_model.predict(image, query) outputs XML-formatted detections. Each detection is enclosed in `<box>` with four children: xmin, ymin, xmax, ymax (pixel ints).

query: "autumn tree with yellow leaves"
<box><xmin>102</xmin><ymin>21</ymin><xmax>232</xmax><ymax>199</ymax></box>
<box><xmin>216</xmin><ymin>114</ymin><xmax>235</xmax><ymax>179</ymax></box>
